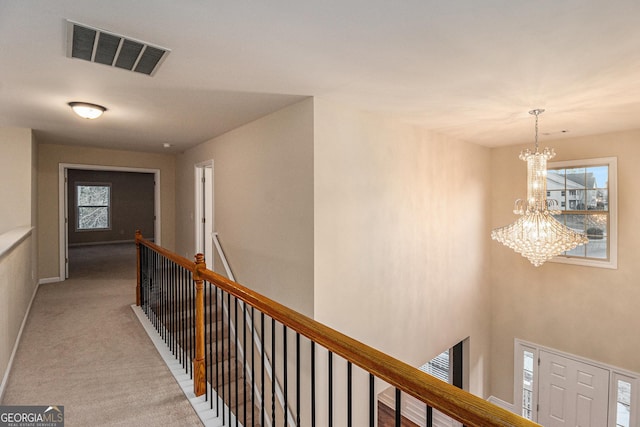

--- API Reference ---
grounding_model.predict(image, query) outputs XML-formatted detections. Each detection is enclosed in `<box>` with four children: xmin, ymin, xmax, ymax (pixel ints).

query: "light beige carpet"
<box><xmin>1</xmin><ymin>243</ymin><xmax>203</xmax><ymax>426</ymax></box>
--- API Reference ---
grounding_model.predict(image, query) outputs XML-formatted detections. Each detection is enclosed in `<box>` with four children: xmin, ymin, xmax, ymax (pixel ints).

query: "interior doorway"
<box><xmin>58</xmin><ymin>163</ymin><xmax>161</xmax><ymax>280</ymax></box>
<box><xmin>194</xmin><ymin>160</ymin><xmax>214</xmax><ymax>264</ymax></box>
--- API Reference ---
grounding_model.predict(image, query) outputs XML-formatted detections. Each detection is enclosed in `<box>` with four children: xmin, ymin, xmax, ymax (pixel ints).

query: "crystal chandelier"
<box><xmin>491</xmin><ymin>109</ymin><xmax>588</xmax><ymax>266</ymax></box>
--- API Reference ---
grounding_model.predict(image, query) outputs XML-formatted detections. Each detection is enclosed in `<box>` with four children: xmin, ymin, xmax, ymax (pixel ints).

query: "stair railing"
<box><xmin>212</xmin><ymin>232</ymin><xmax>294</xmax><ymax>427</ymax></box>
<box><xmin>136</xmin><ymin>231</ymin><xmax>540</xmax><ymax>427</ymax></box>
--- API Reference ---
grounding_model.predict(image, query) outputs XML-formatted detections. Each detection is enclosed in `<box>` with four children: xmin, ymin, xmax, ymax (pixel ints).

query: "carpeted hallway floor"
<box><xmin>1</xmin><ymin>243</ymin><xmax>203</xmax><ymax>426</ymax></box>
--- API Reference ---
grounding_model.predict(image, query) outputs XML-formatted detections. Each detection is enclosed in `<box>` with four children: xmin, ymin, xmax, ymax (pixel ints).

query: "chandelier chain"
<box><xmin>528</xmin><ymin>108</ymin><xmax>544</xmax><ymax>152</ymax></box>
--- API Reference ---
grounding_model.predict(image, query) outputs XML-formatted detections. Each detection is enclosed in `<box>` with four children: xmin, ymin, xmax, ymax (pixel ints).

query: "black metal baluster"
<box><xmin>427</xmin><ymin>405</ymin><xmax>433</xmax><ymax>427</ymax></box>
<box><xmin>221</xmin><ymin>290</ymin><xmax>226</xmax><ymax>425</ymax></box>
<box><xmin>227</xmin><ymin>292</ymin><xmax>232</xmax><ymax>424</ymax></box>
<box><xmin>347</xmin><ymin>362</ymin><xmax>352</xmax><ymax>427</ymax></box>
<box><xmin>160</xmin><ymin>256</ymin><xmax>163</xmax><ymax>337</ymax></box>
<box><xmin>271</xmin><ymin>318</ymin><xmax>276</xmax><ymax>427</ymax></box>
<box><xmin>170</xmin><ymin>263</ymin><xmax>174</xmax><ymax>356</ymax></box>
<box><xmin>177</xmin><ymin>265</ymin><xmax>181</xmax><ymax>365</ymax></box>
<box><xmin>140</xmin><ymin>246</ymin><xmax>144</xmax><ymax>311</ymax></box>
<box><xmin>174</xmin><ymin>264</ymin><xmax>178</xmax><ymax>357</ymax></box>
<box><xmin>215</xmin><ymin>286</ymin><xmax>220</xmax><ymax>416</ymax></box>
<box><xmin>205</xmin><ymin>280</ymin><xmax>209</xmax><ymax>403</ymax></box>
<box><xmin>395</xmin><ymin>388</ymin><xmax>401</xmax><ymax>427</ymax></box>
<box><xmin>283</xmin><ymin>324</ymin><xmax>288</xmax><ymax>426</ymax></box>
<box><xmin>369</xmin><ymin>374</ymin><xmax>374</xmax><ymax>427</ymax></box>
<box><xmin>156</xmin><ymin>251</ymin><xmax>159</xmax><ymax>329</ymax></box>
<box><xmin>260</xmin><ymin>312</ymin><xmax>265</xmax><ymax>427</ymax></box>
<box><xmin>181</xmin><ymin>267</ymin><xmax>185</xmax><ymax>369</ymax></box>
<box><xmin>242</xmin><ymin>302</ymin><xmax>247</xmax><ymax>426</ymax></box>
<box><xmin>183</xmin><ymin>267</ymin><xmax>188</xmax><ymax>373</ymax></box>
<box><xmin>150</xmin><ymin>250</ymin><xmax>155</xmax><ymax>327</ymax></box>
<box><xmin>184</xmin><ymin>268</ymin><xmax>189</xmax><ymax>371</ymax></box>
<box><xmin>161</xmin><ymin>257</ymin><xmax>165</xmax><ymax>342</ymax></box>
<box><xmin>173</xmin><ymin>263</ymin><xmax>177</xmax><ymax>356</ymax></box>
<box><xmin>140</xmin><ymin>246</ymin><xmax>145</xmax><ymax>312</ymax></box>
<box><xmin>296</xmin><ymin>333</ymin><xmax>301</xmax><ymax>427</ymax></box>
<box><xmin>153</xmin><ymin>251</ymin><xmax>158</xmax><ymax>328</ymax></box>
<box><xmin>328</xmin><ymin>351</ymin><xmax>333</xmax><ymax>427</ymax></box>
<box><xmin>185</xmin><ymin>266</ymin><xmax>189</xmax><ymax>373</ymax></box>
<box><xmin>311</xmin><ymin>341</ymin><xmax>316</xmax><ymax>427</ymax></box>
<box><xmin>234</xmin><ymin>296</ymin><xmax>239</xmax><ymax>427</ymax></box>
<box><xmin>250</xmin><ymin>307</ymin><xmax>255</xmax><ymax>426</ymax></box>
<box><xmin>190</xmin><ymin>270</ymin><xmax>195</xmax><ymax>379</ymax></box>
<box><xmin>159</xmin><ymin>256</ymin><xmax>163</xmax><ymax>337</ymax></box>
<box><xmin>208</xmin><ymin>282</ymin><xmax>213</xmax><ymax>409</ymax></box>
<box><xmin>148</xmin><ymin>249</ymin><xmax>152</xmax><ymax>322</ymax></box>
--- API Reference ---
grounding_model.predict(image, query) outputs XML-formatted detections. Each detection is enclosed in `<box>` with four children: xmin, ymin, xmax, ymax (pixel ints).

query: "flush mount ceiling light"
<box><xmin>68</xmin><ymin>102</ymin><xmax>107</xmax><ymax>119</ymax></box>
<box><xmin>491</xmin><ymin>109</ymin><xmax>588</xmax><ymax>267</ymax></box>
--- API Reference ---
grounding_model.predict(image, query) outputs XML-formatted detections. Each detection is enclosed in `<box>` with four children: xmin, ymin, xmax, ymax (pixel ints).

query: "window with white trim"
<box><xmin>546</xmin><ymin>157</ymin><xmax>617</xmax><ymax>269</ymax></box>
<box><xmin>515</xmin><ymin>342</ymin><xmax>539</xmax><ymax>422</ymax></box>
<box><xmin>76</xmin><ymin>183</ymin><xmax>111</xmax><ymax>230</ymax></box>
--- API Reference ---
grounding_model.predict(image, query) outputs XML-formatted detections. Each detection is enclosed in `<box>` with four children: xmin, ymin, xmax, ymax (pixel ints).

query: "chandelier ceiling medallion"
<box><xmin>491</xmin><ymin>109</ymin><xmax>588</xmax><ymax>267</ymax></box>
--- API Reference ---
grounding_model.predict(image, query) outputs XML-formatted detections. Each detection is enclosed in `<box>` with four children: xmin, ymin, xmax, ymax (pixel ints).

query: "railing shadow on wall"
<box><xmin>135</xmin><ymin>231</ymin><xmax>540</xmax><ymax>427</ymax></box>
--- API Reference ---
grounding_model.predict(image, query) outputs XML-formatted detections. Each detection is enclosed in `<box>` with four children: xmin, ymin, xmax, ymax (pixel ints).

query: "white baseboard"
<box><xmin>39</xmin><ymin>277</ymin><xmax>62</xmax><ymax>285</ymax></box>
<box><xmin>131</xmin><ymin>305</ymin><xmax>229</xmax><ymax>427</ymax></box>
<box><xmin>488</xmin><ymin>395</ymin><xmax>515</xmax><ymax>413</ymax></box>
<box><xmin>0</xmin><ymin>281</ymin><xmax>40</xmax><ymax>402</ymax></box>
<box><xmin>68</xmin><ymin>239</ymin><xmax>136</xmax><ymax>247</ymax></box>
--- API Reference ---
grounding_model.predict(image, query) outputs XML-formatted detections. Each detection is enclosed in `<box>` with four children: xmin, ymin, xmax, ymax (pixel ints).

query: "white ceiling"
<box><xmin>1</xmin><ymin>1</ymin><xmax>640</xmax><ymax>153</ymax></box>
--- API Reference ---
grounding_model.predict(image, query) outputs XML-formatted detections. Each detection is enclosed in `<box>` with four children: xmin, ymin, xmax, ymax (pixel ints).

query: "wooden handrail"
<box><xmin>136</xmin><ymin>232</ymin><xmax>196</xmax><ymax>272</ymax></box>
<box><xmin>135</xmin><ymin>234</ymin><xmax>540</xmax><ymax>427</ymax></box>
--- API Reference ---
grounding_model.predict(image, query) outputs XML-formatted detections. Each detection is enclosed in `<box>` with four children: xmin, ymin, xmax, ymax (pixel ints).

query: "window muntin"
<box><xmin>546</xmin><ymin>157</ymin><xmax>617</xmax><ymax>269</ymax></box>
<box><xmin>76</xmin><ymin>183</ymin><xmax>111</xmax><ymax>230</ymax></box>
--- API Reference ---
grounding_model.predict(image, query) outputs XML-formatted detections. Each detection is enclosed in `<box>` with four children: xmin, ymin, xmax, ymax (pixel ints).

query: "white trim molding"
<box><xmin>58</xmin><ymin>163</ymin><xmax>161</xmax><ymax>282</ymax></box>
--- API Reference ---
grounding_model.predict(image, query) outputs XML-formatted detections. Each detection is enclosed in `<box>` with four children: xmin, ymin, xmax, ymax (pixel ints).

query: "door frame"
<box><xmin>58</xmin><ymin>163</ymin><xmax>161</xmax><ymax>281</ymax></box>
<box><xmin>514</xmin><ymin>339</ymin><xmax>639</xmax><ymax>426</ymax></box>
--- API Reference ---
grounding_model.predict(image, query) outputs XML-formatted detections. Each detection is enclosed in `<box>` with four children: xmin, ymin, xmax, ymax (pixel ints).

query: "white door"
<box><xmin>538</xmin><ymin>350</ymin><xmax>610</xmax><ymax>426</ymax></box>
<box><xmin>194</xmin><ymin>162</ymin><xmax>214</xmax><ymax>264</ymax></box>
<box><xmin>203</xmin><ymin>166</ymin><xmax>213</xmax><ymax>261</ymax></box>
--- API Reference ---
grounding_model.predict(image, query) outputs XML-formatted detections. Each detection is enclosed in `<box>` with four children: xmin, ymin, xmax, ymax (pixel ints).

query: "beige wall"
<box><xmin>175</xmin><ymin>99</ymin><xmax>315</xmax><ymax>315</ymax></box>
<box><xmin>0</xmin><ymin>128</ymin><xmax>33</xmax><ymax>234</ymax></box>
<box><xmin>0</xmin><ymin>127</ymin><xmax>38</xmax><ymax>398</ymax></box>
<box><xmin>313</xmin><ymin>98</ymin><xmax>493</xmax><ymax>398</ymax></box>
<box><xmin>37</xmin><ymin>143</ymin><xmax>176</xmax><ymax>280</ymax></box>
<box><xmin>490</xmin><ymin>130</ymin><xmax>640</xmax><ymax>403</ymax></box>
<box><xmin>0</xmin><ymin>232</ymin><xmax>37</xmax><ymax>397</ymax></box>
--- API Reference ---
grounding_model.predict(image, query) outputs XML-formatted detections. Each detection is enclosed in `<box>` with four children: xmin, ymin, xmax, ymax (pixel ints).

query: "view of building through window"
<box><xmin>547</xmin><ymin>164</ymin><xmax>609</xmax><ymax>260</ymax></box>
<box><xmin>76</xmin><ymin>183</ymin><xmax>111</xmax><ymax>230</ymax></box>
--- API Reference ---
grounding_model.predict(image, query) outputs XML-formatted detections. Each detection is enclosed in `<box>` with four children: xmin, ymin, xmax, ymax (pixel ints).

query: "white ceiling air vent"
<box><xmin>66</xmin><ymin>20</ymin><xmax>170</xmax><ymax>76</ymax></box>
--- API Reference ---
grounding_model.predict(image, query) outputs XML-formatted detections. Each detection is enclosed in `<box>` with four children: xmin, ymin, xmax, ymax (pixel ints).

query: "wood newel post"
<box><xmin>135</xmin><ymin>230</ymin><xmax>142</xmax><ymax>306</ymax></box>
<box><xmin>193</xmin><ymin>253</ymin><xmax>207</xmax><ymax>397</ymax></box>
